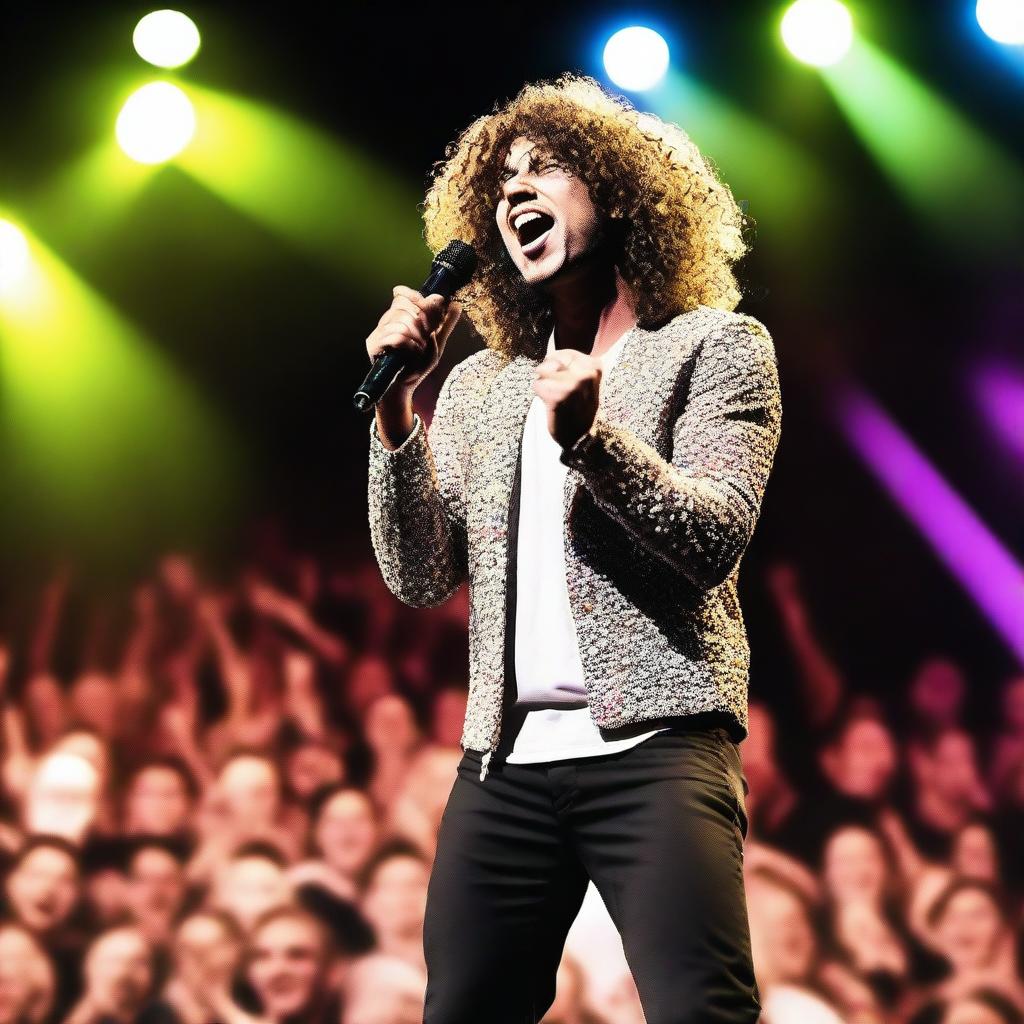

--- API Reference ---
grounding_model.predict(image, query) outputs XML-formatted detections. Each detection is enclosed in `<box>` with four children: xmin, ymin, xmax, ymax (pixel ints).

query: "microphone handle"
<box><xmin>352</xmin><ymin>263</ymin><xmax>457</xmax><ymax>412</ymax></box>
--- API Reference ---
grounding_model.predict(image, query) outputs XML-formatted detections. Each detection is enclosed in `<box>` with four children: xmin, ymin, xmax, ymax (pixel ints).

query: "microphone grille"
<box><xmin>435</xmin><ymin>239</ymin><xmax>478</xmax><ymax>287</ymax></box>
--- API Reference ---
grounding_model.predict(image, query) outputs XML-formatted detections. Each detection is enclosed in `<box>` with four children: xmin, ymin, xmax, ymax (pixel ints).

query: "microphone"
<box><xmin>353</xmin><ymin>240</ymin><xmax>478</xmax><ymax>412</ymax></box>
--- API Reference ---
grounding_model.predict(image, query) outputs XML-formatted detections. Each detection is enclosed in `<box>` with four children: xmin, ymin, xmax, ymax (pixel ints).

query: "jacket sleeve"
<box><xmin>560</xmin><ymin>313</ymin><xmax>782</xmax><ymax>592</ymax></box>
<box><xmin>367</xmin><ymin>353</ymin><xmax>485</xmax><ymax>608</ymax></box>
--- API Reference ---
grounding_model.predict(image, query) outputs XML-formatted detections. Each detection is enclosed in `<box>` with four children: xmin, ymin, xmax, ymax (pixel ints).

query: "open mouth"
<box><xmin>513</xmin><ymin>211</ymin><xmax>555</xmax><ymax>256</ymax></box>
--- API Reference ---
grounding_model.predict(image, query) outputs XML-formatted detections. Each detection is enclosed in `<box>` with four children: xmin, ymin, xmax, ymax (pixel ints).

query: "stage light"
<box><xmin>0</xmin><ymin>219</ymin><xmax>30</xmax><ymax>294</ymax></box>
<box><xmin>176</xmin><ymin>84</ymin><xmax>426</xmax><ymax>286</ymax></box>
<box><xmin>0</xmin><ymin>220</ymin><xmax>239</xmax><ymax>553</ymax></box>
<box><xmin>821</xmin><ymin>39</ymin><xmax>1024</xmax><ymax>252</ymax></box>
<box><xmin>977</xmin><ymin>0</ymin><xmax>1024</xmax><ymax>44</ymax></box>
<box><xmin>603</xmin><ymin>27</ymin><xmax>670</xmax><ymax>91</ymax></box>
<box><xmin>116</xmin><ymin>82</ymin><xmax>196</xmax><ymax>164</ymax></box>
<box><xmin>133</xmin><ymin>10</ymin><xmax>201</xmax><ymax>68</ymax></box>
<box><xmin>836</xmin><ymin>384</ymin><xmax>1024</xmax><ymax>664</ymax></box>
<box><xmin>781</xmin><ymin>0</ymin><xmax>853</xmax><ymax>67</ymax></box>
<box><xmin>975</xmin><ymin>362</ymin><xmax>1024</xmax><ymax>460</ymax></box>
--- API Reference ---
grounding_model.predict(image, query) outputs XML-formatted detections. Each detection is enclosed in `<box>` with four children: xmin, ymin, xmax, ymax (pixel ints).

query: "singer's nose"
<box><xmin>506</xmin><ymin>186</ymin><xmax>536</xmax><ymax>209</ymax></box>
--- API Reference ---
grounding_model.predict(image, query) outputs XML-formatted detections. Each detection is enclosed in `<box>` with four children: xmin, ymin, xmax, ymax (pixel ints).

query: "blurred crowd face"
<box><xmin>823</xmin><ymin>718</ymin><xmax>897</xmax><ymax>800</ymax></box>
<box><xmin>69</xmin><ymin>673</ymin><xmax>119</xmax><ymax>740</ymax></box>
<box><xmin>397</xmin><ymin>749</ymin><xmax>463</xmax><ymax>847</ymax></box>
<box><xmin>923</xmin><ymin>731</ymin><xmax>983</xmax><ymax>804</ymax></box>
<box><xmin>363</xmin><ymin>694</ymin><xmax>419</xmax><ymax>752</ymax></box>
<box><xmin>933</xmin><ymin>888</ymin><xmax>1005</xmax><ymax>972</ymax></box>
<box><xmin>6</xmin><ymin>845</ymin><xmax>80</xmax><ymax>934</ymax></box>
<box><xmin>83</xmin><ymin>928</ymin><xmax>153</xmax><ymax>1019</ymax></box>
<box><xmin>127</xmin><ymin>847</ymin><xmax>186</xmax><ymax>935</ymax></box>
<box><xmin>314</xmin><ymin>790</ymin><xmax>378</xmax><ymax>876</ymax></box>
<box><xmin>25</xmin><ymin>751</ymin><xmax>101</xmax><ymax>843</ymax></box>
<box><xmin>286</xmin><ymin>744</ymin><xmax>343</xmax><ymax>803</ymax></box>
<box><xmin>173</xmin><ymin>913</ymin><xmax>241</xmax><ymax>990</ymax></box>
<box><xmin>362</xmin><ymin>855</ymin><xmax>429</xmax><ymax>942</ymax></box>
<box><xmin>747</xmin><ymin>876</ymin><xmax>816</xmax><ymax>986</ymax></box>
<box><xmin>910</xmin><ymin>657</ymin><xmax>966</xmax><ymax>729</ymax></box>
<box><xmin>834</xmin><ymin>901</ymin><xmax>907</xmax><ymax>975</ymax></box>
<box><xmin>346</xmin><ymin>656</ymin><xmax>393</xmax><ymax>717</ymax></box>
<box><xmin>823</xmin><ymin>827</ymin><xmax>889</xmax><ymax>906</ymax></box>
<box><xmin>247</xmin><ymin>913</ymin><xmax>325</xmax><ymax>1021</ymax></box>
<box><xmin>953</xmin><ymin>824</ymin><xmax>1000</xmax><ymax>881</ymax></box>
<box><xmin>125</xmin><ymin>765</ymin><xmax>191</xmax><ymax>835</ymax></box>
<box><xmin>86</xmin><ymin>867</ymin><xmax>129</xmax><ymax>928</ymax></box>
<box><xmin>213</xmin><ymin>854</ymin><xmax>288</xmax><ymax>931</ymax></box>
<box><xmin>0</xmin><ymin>926</ymin><xmax>54</xmax><ymax>1024</ymax></box>
<box><xmin>53</xmin><ymin>731</ymin><xmax>109</xmax><ymax>778</ymax></box>
<box><xmin>218</xmin><ymin>755</ymin><xmax>281</xmax><ymax>829</ymax></box>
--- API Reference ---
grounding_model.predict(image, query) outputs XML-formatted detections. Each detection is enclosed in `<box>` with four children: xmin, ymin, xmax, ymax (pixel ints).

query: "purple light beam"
<box><xmin>835</xmin><ymin>384</ymin><xmax>1024</xmax><ymax>665</ymax></box>
<box><xmin>975</xmin><ymin>361</ymin><xmax>1024</xmax><ymax>461</ymax></box>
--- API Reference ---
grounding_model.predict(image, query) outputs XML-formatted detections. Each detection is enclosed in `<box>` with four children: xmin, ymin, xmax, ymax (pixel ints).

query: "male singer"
<box><xmin>364</xmin><ymin>73</ymin><xmax>781</xmax><ymax>1024</ymax></box>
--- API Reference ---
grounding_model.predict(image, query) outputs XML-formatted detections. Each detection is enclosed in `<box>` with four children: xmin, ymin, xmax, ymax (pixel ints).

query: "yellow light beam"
<box><xmin>0</xmin><ymin>214</ymin><xmax>242</xmax><ymax>554</ymax></box>
<box><xmin>176</xmin><ymin>84</ymin><xmax>429</xmax><ymax>288</ymax></box>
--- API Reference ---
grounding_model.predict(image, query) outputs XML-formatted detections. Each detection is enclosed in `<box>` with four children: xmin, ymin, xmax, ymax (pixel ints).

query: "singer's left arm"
<box><xmin>560</xmin><ymin>313</ymin><xmax>782</xmax><ymax>592</ymax></box>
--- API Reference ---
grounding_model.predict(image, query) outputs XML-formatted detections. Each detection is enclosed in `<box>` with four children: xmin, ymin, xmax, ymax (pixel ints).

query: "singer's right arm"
<box><xmin>367</xmin><ymin>350</ymin><xmax>495</xmax><ymax>608</ymax></box>
<box><xmin>374</xmin><ymin>396</ymin><xmax>416</xmax><ymax>451</ymax></box>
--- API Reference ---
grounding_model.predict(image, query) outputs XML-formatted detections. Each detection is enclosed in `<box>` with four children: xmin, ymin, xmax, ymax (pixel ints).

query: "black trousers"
<box><xmin>422</xmin><ymin>724</ymin><xmax>761</xmax><ymax>1024</ymax></box>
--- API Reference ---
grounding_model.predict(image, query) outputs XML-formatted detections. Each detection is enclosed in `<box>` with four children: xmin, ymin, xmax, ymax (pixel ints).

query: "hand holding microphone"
<box><xmin>354</xmin><ymin>239</ymin><xmax>477</xmax><ymax>412</ymax></box>
<box><xmin>364</xmin><ymin>286</ymin><xmax>462</xmax><ymax>401</ymax></box>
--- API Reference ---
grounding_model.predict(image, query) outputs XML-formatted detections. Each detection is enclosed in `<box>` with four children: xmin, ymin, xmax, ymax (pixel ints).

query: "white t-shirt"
<box><xmin>505</xmin><ymin>328</ymin><xmax>672</xmax><ymax>763</ymax></box>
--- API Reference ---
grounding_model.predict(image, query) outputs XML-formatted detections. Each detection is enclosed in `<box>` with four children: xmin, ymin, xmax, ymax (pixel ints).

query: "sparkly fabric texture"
<box><xmin>367</xmin><ymin>305</ymin><xmax>782</xmax><ymax>757</ymax></box>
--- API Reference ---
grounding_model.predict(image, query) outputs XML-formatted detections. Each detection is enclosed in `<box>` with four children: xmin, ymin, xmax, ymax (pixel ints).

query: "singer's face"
<box><xmin>495</xmin><ymin>136</ymin><xmax>605</xmax><ymax>289</ymax></box>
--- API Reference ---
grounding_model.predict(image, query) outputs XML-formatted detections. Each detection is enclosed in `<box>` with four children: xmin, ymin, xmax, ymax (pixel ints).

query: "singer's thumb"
<box><xmin>436</xmin><ymin>300</ymin><xmax>462</xmax><ymax>347</ymax></box>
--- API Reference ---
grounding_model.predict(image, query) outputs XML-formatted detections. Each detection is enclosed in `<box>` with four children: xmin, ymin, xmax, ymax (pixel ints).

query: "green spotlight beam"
<box><xmin>25</xmin><ymin>140</ymin><xmax>158</xmax><ymax>254</ymax></box>
<box><xmin>821</xmin><ymin>38</ymin><xmax>1024</xmax><ymax>252</ymax></box>
<box><xmin>0</xmin><ymin>215</ymin><xmax>241</xmax><ymax>555</ymax></box>
<box><xmin>176</xmin><ymin>85</ymin><xmax>429</xmax><ymax>288</ymax></box>
<box><xmin>650</xmin><ymin>70</ymin><xmax>834</xmax><ymax>258</ymax></box>
<box><xmin>18</xmin><ymin>73</ymin><xmax>175</xmax><ymax>256</ymax></box>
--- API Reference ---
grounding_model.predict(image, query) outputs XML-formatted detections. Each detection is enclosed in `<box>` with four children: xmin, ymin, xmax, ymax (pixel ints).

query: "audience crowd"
<box><xmin>0</xmin><ymin>543</ymin><xmax>1020</xmax><ymax>1024</ymax></box>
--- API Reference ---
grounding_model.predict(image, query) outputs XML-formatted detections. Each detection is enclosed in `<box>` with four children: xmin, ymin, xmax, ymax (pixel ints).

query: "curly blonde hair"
<box><xmin>421</xmin><ymin>72</ymin><xmax>750</xmax><ymax>361</ymax></box>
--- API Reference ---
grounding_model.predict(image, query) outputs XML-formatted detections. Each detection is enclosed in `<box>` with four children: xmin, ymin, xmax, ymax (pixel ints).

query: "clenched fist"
<box><xmin>531</xmin><ymin>348</ymin><xmax>602</xmax><ymax>449</ymax></box>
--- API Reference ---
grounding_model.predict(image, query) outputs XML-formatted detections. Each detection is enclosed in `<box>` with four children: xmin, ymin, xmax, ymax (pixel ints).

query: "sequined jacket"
<box><xmin>366</xmin><ymin>305</ymin><xmax>782</xmax><ymax>769</ymax></box>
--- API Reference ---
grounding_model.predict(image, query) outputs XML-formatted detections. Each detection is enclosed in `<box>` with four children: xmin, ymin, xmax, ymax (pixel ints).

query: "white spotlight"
<box><xmin>603</xmin><ymin>27</ymin><xmax>670</xmax><ymax>92</ymax></box>
<box><xmin>977</xmin><ymin>0</ymin><xmax>1024</xmax><ymax>44</ymax></box>
<box><xmin>781</xmin><ymin>0</ymin><xmax>854</xmax><ymax>67</ymax></box>
<box><xmin>133</xmin><ymin>10</ymin><xmax>201</xmax><ymax>68</ymax></box>
<box><xmin>116</xmin><ymin>82</ymin><xmax>196</xmax><ymax>164</ymax></box>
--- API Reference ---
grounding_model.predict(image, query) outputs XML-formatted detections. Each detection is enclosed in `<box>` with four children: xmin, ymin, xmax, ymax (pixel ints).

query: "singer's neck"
<box><xmin>546</xmin><ymin>263</ymin><xmax>637</xmax><ymax>360</ymax></box>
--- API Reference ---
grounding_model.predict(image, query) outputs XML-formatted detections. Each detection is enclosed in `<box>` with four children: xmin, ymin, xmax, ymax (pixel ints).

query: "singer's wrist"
<box><xmin>375</xmin><ymin>396</ymin><xmax>416</xmax><ymax>451</ymax></box>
